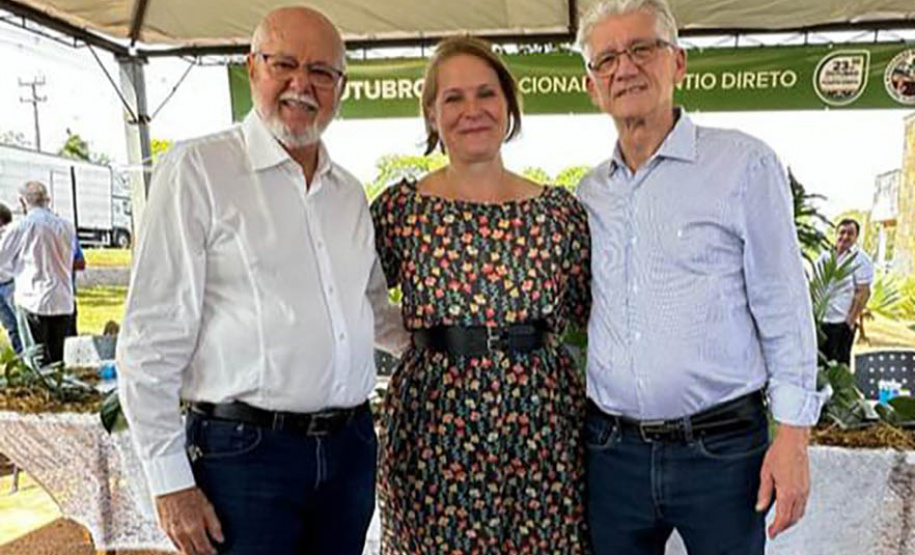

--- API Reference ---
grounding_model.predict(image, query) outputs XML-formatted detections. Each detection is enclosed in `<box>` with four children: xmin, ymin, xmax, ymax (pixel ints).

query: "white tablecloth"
<box><xmin>0</xmin><ymin>411</ymin><xmax>172</xmax><ymax>551</ymax></box>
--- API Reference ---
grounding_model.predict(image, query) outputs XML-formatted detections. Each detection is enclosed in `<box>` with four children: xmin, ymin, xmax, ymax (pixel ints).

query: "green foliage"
<box><xmin>554</xmin><ymin>166</ymin><xmax>591</xmax><ymax>191</ymax></box>
<box><xmin>100</xmin><ymin>390</ymin><xmax>128</xmax><ymax>433</ymax></box>
<box><xmin>365</xmin><ymin>153</ymin><xmax>448</xmax><ymax>201</ymax></box>
<box><xmin>808</xmin><ymin>251</ymin><xmax>856</xmax><ymax>326</ymax></box>
<box><xmin>0</xmin><ymin>345</ymin><xmax>99</xmax><ymax>405</ymax></box>
<box><xmin>522</xmin><ymin>167</ymin><xmax>551</xmax><ymax>185</ymax></box>
<box><xmin>151</xmin><ymin>138</ymin><xmax>174</xmax><ymax>164</ymax></box>
<box><xmin>789</xmin><ymin>169</ymin><xmax>831</xmax><ymax>263</ymax></box>
<box><xmin>865</xmin><ymin>272</ymin><xmax>904</xmax><ymax>321</ymax></box>
<box><xmin>58</xmin><ymin>129</ymin><xmax>110</xmax><ymax>165</ymax></box>
<box><xmin>817</xmin><ymin>360</ymin><xmax>872</xmax><ymax>429</ymax></box>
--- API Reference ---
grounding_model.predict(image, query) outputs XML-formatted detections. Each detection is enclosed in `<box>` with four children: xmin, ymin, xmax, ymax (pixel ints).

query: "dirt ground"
<box><xmin>0</xmin><ymin>518</ymin><xmax>170</xmax><ymax>555</ymax></box>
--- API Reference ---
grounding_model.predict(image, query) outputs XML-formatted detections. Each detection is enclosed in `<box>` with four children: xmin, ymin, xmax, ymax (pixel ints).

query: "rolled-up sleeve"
<box><xmin>116</xmin><ymin>145</ymin><xmax>211</xmax><ymax>496</ymax></box>
<box><xmin>739</xmin><ymin>151</ymin><xmax>828</xmax><ymax>426</ymax></box>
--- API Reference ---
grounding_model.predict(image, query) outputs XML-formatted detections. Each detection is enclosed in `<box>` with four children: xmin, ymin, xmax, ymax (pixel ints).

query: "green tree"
<box><xmin>554</xmin><ymin>165</ymin><xmax>591</xmax><ymax>192</ymax></box>
<box><xmin>151</xmin><ymin>138</ymin><xmax>174</xmax><ymax>164</ymax></box>
<box><xmin>365</xmin><ymin>153</ymin><xmax>448</xmax><ymax>201</ymax></box>
<box><xmin>522</xmin><ymin>167</ymin><xmax>551</xmax><ymax>185</ymax></box>
<box><xmin>58</xmin><ymin>129</ymin><xmax>111</xmax><ymax>165</ymax></box>
<box><xmin>789</xmin><ymin>169</ymin><xmax>831</xmax><ymax>263</ymax></box>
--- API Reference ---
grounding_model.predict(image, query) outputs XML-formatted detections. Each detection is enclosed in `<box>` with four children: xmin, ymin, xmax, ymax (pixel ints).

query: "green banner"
<box><xmin>229</xmin><ymin>44</ymin><xmax>915</xmax><ymax>120</ymax></box>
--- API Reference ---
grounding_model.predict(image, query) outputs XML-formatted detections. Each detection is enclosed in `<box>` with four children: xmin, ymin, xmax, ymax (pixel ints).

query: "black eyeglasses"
<box><xmin>253</xmin><ymin>52</ymin><xmax>346</xmax><ymax>89</ymax></box>
<box><xmin>587</xmin><ymin>39</ymin><xmax>674</xmax><ymax>77</ymax></box>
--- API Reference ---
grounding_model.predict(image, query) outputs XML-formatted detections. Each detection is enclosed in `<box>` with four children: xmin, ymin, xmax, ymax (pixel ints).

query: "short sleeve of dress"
<box><xmin>370</xmin><ymin>181</ymin><xmax>404</xmax><ymax>288</ymax></box>
<box><xmin>557</xmin><ymin>188</ymin><xmax>592</xmax><ymax>330</ymax></box>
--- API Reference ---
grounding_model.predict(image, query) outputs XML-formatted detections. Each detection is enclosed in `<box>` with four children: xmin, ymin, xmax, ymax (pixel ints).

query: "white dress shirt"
<box><xmin>0</xmin><ymin>207</ymin><xmax>75</xmax><ymax>315</ymax></box>
<box><xmin>578</xmin><ymin>112</ymin><xmax>826</xmax><ymax>427</ymax></box>
<box><xmin>117</xmin><ymin>111</ymin><xmax>408</xmax><ymax>496</ymax></box>
<box><xmin>816</xmin><ymin>246</ymin><xmax>874</xmax><ymax>324</ymax></box>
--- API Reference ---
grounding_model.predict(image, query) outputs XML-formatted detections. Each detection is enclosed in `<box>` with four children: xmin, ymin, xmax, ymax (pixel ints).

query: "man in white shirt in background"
<box><xmin>117</xmin><ymin>6</ymin><xmax>407</xmax><ymax>555</ymax></box>
<box><xmin>0</xmin><ymin>181</ymin><xmax>75</xmax><ymax>365</ymax></box>
<box><xmin>816</xmin><ymin>218</ymin><xmax>874</xmax><ymax>365</ymax></box>
<box><xmin>0</xmin><ymin>203</ymin><xmax>22</xmax><ymax>354</ymax></box>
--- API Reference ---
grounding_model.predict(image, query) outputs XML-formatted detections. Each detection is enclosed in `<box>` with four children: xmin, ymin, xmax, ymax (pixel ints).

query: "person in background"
<box><xmin>0</xmin><ymin>181</ymin><xmax>75</xmax><ymax>365</ymax></box>
<box><xmin>67</xmin><ymin>235</ymin><xmax>85</xmax><ymax>337</ymax></box>
<box><xmin>575</xmin><ymin>0</ymin><xmax>826</xmax><ymax>553</ymax></box>
<box><xmin>816</xmin><ymin>218</ymin><xmax>873</xmax><ymax>365</ymax></box>
<box><xmin>0</xmin><ymin>203</ymin><xmax>22</xmax><ymax>354</ymax></box>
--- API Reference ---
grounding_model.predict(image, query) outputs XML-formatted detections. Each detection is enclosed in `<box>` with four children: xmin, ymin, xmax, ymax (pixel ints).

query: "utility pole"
<box><xmin>19</xmin><ymin>77</ymin><xmax>47</xmax><ymax>151</ymax></box>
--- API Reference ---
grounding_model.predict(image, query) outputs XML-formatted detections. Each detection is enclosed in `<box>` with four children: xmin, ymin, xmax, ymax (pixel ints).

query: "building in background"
<box><xmin>895</xmin><ymin>113</ymin><xmax>915</xmax><ymax>276</ymax></box>
<box><xmin>871</xmin><ymin>170</ymin><xmax>899</xmax><ymax>269</ymax></box>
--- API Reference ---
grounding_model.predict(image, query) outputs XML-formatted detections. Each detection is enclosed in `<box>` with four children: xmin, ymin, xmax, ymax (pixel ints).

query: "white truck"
<box><xmin>0</xmin><ymin>144</ymin><xmax>133</xmax><ymax>248</ymax></box>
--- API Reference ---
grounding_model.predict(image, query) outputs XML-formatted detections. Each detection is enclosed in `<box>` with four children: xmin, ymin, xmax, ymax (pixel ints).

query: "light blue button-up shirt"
<box><xmin>578</xmin><ymin>112</ymin><xmax>826</xmax><ymax>426</ymax></box>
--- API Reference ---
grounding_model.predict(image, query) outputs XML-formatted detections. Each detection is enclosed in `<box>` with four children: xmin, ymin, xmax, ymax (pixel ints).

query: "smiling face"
<box><xmin>584</xmin><ymin>9</ymin><xmax>685</xmax><ymax>124</ymax></box>
<box><xmin>426</xmin><ymin>53</ymin><xmax>509</xmax><ymax>164</ymax></box>
<box><xmin>835</xmin><ymin>222</ymin><xmax>859</xmax><ymax>254</ymax></box>
<box><xmin>247</xmin><ymin>8</ymin><xmax>345</xmax><ymax>149</ymax></box>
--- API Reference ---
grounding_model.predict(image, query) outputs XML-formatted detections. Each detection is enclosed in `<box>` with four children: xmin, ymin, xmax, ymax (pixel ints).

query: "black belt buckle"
<box><xmin>305</xmin><ymin>411</ymin><xmax>339</xmax><ymax>436</ymax></box>
<box><xmin>638</xmin><ymin>420</ymin><xmax>684</xmax><ymax>442</ymax></box>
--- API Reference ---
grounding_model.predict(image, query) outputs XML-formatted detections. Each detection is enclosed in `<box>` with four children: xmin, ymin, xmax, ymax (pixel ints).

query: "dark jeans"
<box><xmin>586</xmin><ymin>404</ymin><xmax>769</xmax><ymax>555</ymax></box>
<box><xmin>23</xmin><ymin>310</ymin><xmax>71</xmax><ymax>365</ymax></box>
<box><xmin>186</xmin><ymin>406</ymin><xmax>377</xmax><ymax>555</ymax></box>
<box><xmin>0</xmin><ymin>281</ymin><xmax>21</xmax><ymax>353</ymax></box>
<box><xmin>820</xmin><ymin>322</ymin><xmax>855</xmax><ymax>366</ymax></box>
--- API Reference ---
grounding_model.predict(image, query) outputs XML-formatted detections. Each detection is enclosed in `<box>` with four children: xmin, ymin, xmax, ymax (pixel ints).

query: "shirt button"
<box><xmin>634</xmin><ymin>332</ymin><xmax>642</xmax><ymax>341</ymax></box>
<box><xmin>631</xmin><ymin>236</ymin><xmax>637</xmax><ymax>246</ymax></box>
<box><xmin>317</xmin><ymin>241</ymin><xmax>324</xmax><ymax>249</ymax></box>
<box><xmin>328</xmin><ymin>285</ymin><xmax>334</xmax><ymax>294</ymax></box>
<box><xmin>631</xmin><ymin>285</ymin><xmax>638</xmax><ymax>293</ymax></box>
<box><xmin>338</xmin><ymin>333</ymin><xmax>346</xmax><ymax>341</ymax></box>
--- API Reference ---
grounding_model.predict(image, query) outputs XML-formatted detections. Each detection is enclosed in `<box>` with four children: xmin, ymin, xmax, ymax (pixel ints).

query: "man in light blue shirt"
<box><xmin>575</xmin><ymin>1</ymin><xmax>826</xmax><ymax>553</ymax></box>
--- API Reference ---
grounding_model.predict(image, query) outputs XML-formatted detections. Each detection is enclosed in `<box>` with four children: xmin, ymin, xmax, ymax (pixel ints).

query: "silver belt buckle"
<box><xmin>486</xmin><ymin>326</ymin><xmax>502</xmax><ymax>352</ymax></box>
<box><xmin>638</xmin><ymin>420</ymin><xmax>669</xmax><ymax>442</ymax></box>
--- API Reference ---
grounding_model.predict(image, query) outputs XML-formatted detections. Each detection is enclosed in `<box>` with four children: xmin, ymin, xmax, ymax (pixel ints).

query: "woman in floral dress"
<box><xmin>371</xmin><ymin>37</ymin><xmax>591</xmax><ymax>555</ymax></box>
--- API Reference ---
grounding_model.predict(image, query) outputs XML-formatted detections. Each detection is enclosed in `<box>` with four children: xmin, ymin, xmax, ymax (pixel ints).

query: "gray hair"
<box><xmin>576</xmin><ymin>0</ymin><xmax>679</xmax><ymax>60</ymax></box>
<box><xmin>19</xmin><ymin>181</ymin><xmax>50</xmax><ymax>208</ymax></box>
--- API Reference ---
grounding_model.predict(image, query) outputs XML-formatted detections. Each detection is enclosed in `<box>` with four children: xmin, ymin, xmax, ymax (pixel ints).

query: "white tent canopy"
<box><xmin>2</xmin><ymin>0</ymin><xmax>914</xmax><ymax>55</ymax></box>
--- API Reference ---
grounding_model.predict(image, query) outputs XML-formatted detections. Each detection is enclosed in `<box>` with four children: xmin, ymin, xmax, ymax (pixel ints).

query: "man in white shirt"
<box><xmin>0</xmin><ymin>203</ymin><xmax>22</xmax><ymax>354</ymax></box>
<box><xmin>0</xmin><ymin>182</ymin><xmax>75</xmax><ymax>365</ymax></box>
<box><xmin>117</xmin><ymin>7</ymin><xmax>407</xmax><ymax>555</ymax></box>
<box><xmin>816</xmin><ymin>218</ymin><xmax>874</xmax><ymax>365</ymax></box>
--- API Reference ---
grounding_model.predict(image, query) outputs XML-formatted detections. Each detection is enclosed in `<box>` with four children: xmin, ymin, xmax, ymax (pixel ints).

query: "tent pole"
<box><xmin>116</xmin><ymin>53</ymin><xmax>152</xmax><ymax>237</ymax></box>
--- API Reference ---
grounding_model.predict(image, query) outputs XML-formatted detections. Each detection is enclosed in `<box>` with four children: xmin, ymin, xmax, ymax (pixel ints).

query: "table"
<box><xmin>0</xmin><ymin>411</ymin><xmax>172</xmax><ymax>552</ymax></box>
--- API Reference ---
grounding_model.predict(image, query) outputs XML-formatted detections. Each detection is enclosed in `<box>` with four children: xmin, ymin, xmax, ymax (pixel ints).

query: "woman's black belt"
<box><xmin>412</xmin><ymin>321</ymin><xmax>550</xmax><ymax>356</ymax></box>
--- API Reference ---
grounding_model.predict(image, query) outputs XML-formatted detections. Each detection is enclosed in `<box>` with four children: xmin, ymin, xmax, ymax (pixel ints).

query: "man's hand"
<box><xmin>156</xmin><ymin>487</ymin><xmax>224</xmax><ymax>555</ymax></box>
<box><xmin>755</xmin><ymin>424</ymin><xmax>810</xmax><ymax>539</ymax></box>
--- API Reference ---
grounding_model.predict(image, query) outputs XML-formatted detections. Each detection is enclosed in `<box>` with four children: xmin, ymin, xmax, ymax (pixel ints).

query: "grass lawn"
<box><xmin>76</xmin><ymin>286</ymin><xmax>128</xmax><ymax>336</ymax></box>
<box><xmin>82</xmin><ymin>248</ymin><xmax>131</xmax><ymax>269</ymax></box>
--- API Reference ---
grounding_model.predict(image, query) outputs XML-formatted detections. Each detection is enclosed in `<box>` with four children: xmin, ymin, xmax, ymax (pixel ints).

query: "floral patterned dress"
<box><xmin>371</xmin><ymin>179</ymin><xmax>591</xmax><ymax>555</ymax></box>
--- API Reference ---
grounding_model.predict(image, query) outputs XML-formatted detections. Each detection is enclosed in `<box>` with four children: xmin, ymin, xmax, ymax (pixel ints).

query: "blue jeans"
<box><xmin>586</xmin><ymin>403</ymin><xmax>768</xmax><ymax>555</ymax></box>
<box><xmin>0</xmin><ymin>281</ymin><xmax>21</xmax><ymax>354</ymax></box>
<box><xmin>186</xmin><ymin>406</ymin><xmax>377</xmax><ymax>555</ymax></box>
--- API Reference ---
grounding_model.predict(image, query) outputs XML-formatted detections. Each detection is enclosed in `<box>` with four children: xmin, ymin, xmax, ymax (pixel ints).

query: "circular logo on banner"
<box><xmin>884</xmin><ymin>49</ymin><xmax>915</xmax><ymax>105</ymax></box>
<box><xmin>813</xmin><ymin>50</ymin><xmax>870</xmax><ymax>106</ymax></box>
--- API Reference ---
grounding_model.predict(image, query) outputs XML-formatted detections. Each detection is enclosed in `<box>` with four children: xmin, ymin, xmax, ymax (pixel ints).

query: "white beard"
<box><xmin>264</xmin><ymin>114</ymin><xmax>322</xmax><ymax>148</ymax></box>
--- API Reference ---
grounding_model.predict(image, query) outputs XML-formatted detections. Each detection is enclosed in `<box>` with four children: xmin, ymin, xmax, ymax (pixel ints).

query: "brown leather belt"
<box><xmin>188</xmin><ymin>400</ymin><xmax>368</xmax><ymax>435</ymax></box>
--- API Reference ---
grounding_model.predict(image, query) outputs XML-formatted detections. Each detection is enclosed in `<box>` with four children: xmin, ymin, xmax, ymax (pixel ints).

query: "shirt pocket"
<box><xmin>657</xmin><ymin>217</ymin><xmax>740</xmax><ymax>276</ymax></box>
